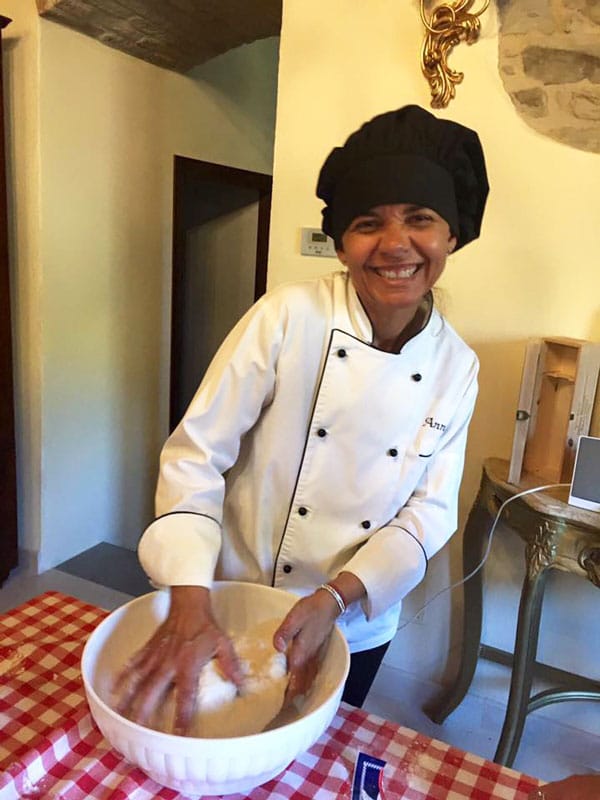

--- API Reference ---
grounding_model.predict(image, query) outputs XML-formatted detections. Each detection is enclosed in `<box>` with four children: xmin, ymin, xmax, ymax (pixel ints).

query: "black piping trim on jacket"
<box><xmin>138</xmin><ymin>510</ymin><xmax>222</xmax><ymax>545</ymax></box>
<box><xmin>353</xmin><ymin>289</ymin><xmax>435</xmax><ymax>353</ymax></box>
<box><xmin>152</xmin><ymin>510</ymin><xmax>221</xmax><ymax>526</ymax></box>
<box><xmin>270</xmin><ymin>329</ymin><xmax>336</xmax><ymax>586</ymax></box>
<box><xmin>386</xmin><ymin>524</ymin><xmax>429</xmax><ymax>575</ymax></box>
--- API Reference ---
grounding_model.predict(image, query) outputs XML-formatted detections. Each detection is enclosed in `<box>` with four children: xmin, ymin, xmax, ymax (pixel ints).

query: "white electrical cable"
<box><xmin>397</xmin><ymin>481</ymin><xmax>570</xmax><ymax>631</ymax></box>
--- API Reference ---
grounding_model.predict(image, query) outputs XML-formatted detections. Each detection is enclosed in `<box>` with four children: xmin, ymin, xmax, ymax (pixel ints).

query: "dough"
<box><xmin>155</xmin><ymin>618</ymin><xmax>289</xmax><ymax>738</ymax></box>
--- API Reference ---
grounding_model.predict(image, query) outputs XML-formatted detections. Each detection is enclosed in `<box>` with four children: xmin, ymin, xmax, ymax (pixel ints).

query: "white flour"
<box><xmin>155</xmin><ymin>618</ymin><xmax>289</xmax><ymax>738</ymax></box>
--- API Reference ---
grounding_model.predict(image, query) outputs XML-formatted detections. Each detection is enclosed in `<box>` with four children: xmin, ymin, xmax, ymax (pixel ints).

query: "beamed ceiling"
<box><xmin>36</xmin><ymin>0</ymin><xmax>282</xmax><ymax>73</ymax></box>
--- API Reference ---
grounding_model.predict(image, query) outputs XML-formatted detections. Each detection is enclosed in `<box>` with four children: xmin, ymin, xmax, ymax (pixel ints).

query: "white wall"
<box><xmin>7</xmin><ymin>0</ymin><xmax>279</xmax><ymax>570</ymax></box>
<box><xmin>37</xmin><ymin>25</ymin><xmax>279</xmax><ymax>569</ymax></box>
<box><xmin>270</xmin><ymin>1</ymin><xmax>600</xmax><ymax>681</ymax></box>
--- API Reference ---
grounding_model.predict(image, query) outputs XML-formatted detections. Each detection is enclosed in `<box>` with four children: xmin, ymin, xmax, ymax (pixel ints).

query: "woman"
<box><xmin>118</xmin><ymin>105</ymin><xmax>489</xmax><ymax>735</ymax></box>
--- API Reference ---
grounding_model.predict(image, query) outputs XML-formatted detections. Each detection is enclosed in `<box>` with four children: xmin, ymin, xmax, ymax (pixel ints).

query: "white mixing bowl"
<box><xmin>81</xmin><ymin>582</ymin><xmax>350</xmax><ymax>797</ymax></box>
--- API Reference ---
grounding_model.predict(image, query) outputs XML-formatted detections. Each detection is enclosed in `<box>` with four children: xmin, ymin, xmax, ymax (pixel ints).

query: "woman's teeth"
<box><xmin>376</xmin><ymin>265</ymin><xmax>418</xmax><ymax>279</ymax></box>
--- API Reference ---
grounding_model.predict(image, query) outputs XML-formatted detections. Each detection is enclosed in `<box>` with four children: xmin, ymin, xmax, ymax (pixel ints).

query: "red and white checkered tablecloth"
<box><xmin>0</xmin><ymin>592</ymin><xmax>541</xmax><ymax>800</ymax></box>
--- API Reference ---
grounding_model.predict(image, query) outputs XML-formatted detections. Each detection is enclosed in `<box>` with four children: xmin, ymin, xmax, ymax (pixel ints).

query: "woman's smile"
<box><xmin>371</xmin><ymin>263</ymin><xmax>421</xmax><ymax>280</ymax></box>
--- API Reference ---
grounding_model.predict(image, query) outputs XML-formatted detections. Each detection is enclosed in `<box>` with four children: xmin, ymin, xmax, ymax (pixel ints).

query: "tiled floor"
<box><xmin>54</xmin><ymin>541</ymin><xmax>152</xmax><ymax>596</ymax></box>
<box><xmin>0</xmin><ymin>562</ymin><xmax>136</xmax><ymax>614</ymax></box>
<box><xmin>2</xmin><ymin>545</ymin><xmax>598</xmax><ymax>785</ymax></box>
<box><xmin>364</xmin><ymin>661</ymin><xmax>599</xmax><ymax>783</ymax></box>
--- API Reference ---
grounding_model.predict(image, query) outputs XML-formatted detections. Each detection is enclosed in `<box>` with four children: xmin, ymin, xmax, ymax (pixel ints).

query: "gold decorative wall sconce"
<box><xmin>420</xmin><ymin>0</ymin><xmax>489</xmax><ymax>108</ymax></box>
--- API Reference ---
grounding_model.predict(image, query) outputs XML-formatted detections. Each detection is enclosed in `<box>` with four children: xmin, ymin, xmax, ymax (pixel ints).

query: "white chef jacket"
<box><xmin>138</xmin><ymin>270</ymin><xmax>478</xmax><ymax>652</ymax></box>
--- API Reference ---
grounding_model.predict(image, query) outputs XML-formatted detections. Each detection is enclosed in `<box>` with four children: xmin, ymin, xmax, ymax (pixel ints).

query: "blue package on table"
<box><xmin>351</xmin><ymin>751</ymin><xmax>387</xmax><ymax>799</ymax></box>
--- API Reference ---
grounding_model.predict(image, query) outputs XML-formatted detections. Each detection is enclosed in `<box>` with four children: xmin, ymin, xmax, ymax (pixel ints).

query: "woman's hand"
<box><xmin>528</xmin><ymin>775</ymin><xmax>600</xmax><ymax>800</ymax></box>
<box><xmin>273</xmin><ymin>573</ymin><xmax>366</xmax><ymax>704</ymax></box>
<box><xmin>273</xmin><ymin>588</ymin><xmax>341</xmax><ymax>705</ymax></box>
<box><xmin>115</xmin><ymin>586</ymin><xmax>242</xmax><ymax>735</ymax></box>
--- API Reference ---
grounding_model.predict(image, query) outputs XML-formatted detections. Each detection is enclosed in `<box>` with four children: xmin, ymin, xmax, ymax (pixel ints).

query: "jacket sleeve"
<box><xmin>138</xmin><ymin>296</ymin><xmax>284</xmax><ymax>588</ymax></box>
<box><xmin>342</xmin><ymin>355</ymin><xmax>479</xmax><ymax>620</ymax></box>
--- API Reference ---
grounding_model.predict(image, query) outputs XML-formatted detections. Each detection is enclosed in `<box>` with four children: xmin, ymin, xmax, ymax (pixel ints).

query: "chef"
<box><xmin>119</xmin><ymin>104</ymin><xmax>489</xmax><ymax>734</ymax></box>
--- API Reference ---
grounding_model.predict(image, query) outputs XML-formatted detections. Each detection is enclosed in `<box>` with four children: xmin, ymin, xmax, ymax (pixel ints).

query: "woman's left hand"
<box><xmin>273</xmin><ymin>589</ymin><xmax>340</xmax><ymax>704</ymax></box>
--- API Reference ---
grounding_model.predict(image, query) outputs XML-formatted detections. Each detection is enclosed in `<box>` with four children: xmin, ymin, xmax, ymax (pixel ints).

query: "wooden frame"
<box><xmin>509</xmin><ymin>337</ymin><xmax>600</xmax><ymax>485</ymax></box>
<box><xmin>0</xmin><ymin>15</ymin><xmax>18</xmax><ymax>585</ymax></box>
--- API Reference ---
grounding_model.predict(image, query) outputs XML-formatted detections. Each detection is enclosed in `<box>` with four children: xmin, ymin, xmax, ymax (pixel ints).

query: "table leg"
<box><xmin>494</xmin><ymin>559</ymin><xmax>549</xmax><ymax>766</ymax></box>
<box><xmin>424</xmin><ymin>484</ymin><xmax>494</xmax><ymax>724</ymax></box>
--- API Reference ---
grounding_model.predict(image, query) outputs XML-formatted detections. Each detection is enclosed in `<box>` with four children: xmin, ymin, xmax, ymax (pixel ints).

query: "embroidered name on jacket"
<box><xmin>423</xmin><ymin>416</ymin><xmax>447</xmax><ymax>432</ymax></box>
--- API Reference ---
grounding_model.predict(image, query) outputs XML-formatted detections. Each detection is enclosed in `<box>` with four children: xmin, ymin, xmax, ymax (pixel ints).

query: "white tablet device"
<box><xmin>568</xmin><ymin>435</ymin><xmax>600</xmax><ymax>512</ymax></box>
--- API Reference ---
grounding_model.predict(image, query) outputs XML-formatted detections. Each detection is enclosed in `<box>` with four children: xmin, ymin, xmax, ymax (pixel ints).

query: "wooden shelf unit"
<box><xmin>509</xmin><ymin>337</ymin><xmax>600</xmax><ymax>485</ymax></box>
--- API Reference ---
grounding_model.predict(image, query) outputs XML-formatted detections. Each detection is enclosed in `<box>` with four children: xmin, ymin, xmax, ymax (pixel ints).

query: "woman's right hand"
<box><xmin>115</xmin><ymin>585</ymin><xmax>242</xmax><ymax>735</ymax></box>
<box><xmin>528</xmin><ymin>775</ymin><xmax>600</xmax><ymax>800</ymax></box>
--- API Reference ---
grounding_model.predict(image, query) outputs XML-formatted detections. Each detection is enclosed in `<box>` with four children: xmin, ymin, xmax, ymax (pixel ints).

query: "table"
<box><xmin>426</xmin><ymin>457</ymin><xmax>600</xmax><ymax>767</ymax></box>
<box><xmin>0</xmin><ymin>591</ymin><xmax>542</xmax><ymax>799</ymax></box>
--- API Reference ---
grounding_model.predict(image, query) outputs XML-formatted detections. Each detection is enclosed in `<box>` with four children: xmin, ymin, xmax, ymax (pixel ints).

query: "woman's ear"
<box><xmin>447</xmin><ymin>236</ymin><xmax>457</xmax><ymax>255</ymax></box>
<box><xmin>336</xmin><ymin>248</ymin><xmax>347</xmax><ymax>266</ymax></box>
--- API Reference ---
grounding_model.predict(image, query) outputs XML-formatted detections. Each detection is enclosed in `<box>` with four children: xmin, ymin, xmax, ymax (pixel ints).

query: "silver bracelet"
<box><xmin>319</xmin><ymin>583</ymin><xmax>346</xmax><ymax>615</ymax></box>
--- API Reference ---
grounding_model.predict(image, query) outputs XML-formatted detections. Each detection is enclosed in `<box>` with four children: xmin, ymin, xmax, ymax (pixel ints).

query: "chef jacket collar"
<box><xmin>345</xmin><ymin>276</ymin><xmax>373</xmax><ymax>342</ymax></box>
<box><xmin>345</xmin><ymin>275</ymin><xmax>441</xmax><ymax>351</ymax></box>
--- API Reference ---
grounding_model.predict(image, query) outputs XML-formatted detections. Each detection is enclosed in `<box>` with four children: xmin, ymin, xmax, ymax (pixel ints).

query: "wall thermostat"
<box><xmin>300</xmin><ymin>228</ymin><xmax>337</xmax><ymax>258</ymax></box>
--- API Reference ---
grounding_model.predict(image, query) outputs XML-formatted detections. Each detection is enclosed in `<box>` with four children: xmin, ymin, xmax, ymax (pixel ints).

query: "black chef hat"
<box><xmin>316</xmin><ymin>105</ymin><xmax>489</xmax><ymax>251</ymax></box>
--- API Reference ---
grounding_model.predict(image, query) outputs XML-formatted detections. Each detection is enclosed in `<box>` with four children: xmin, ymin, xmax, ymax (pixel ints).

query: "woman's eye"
<box><xmin>352</xmin><ymin>219</ymin><xmax>379</xmax><ymax>232</ymax></box>
<box><xmin>407</xmin><ymin>214</ymin><xmax>434</xmax><ymax>225</ymax></box>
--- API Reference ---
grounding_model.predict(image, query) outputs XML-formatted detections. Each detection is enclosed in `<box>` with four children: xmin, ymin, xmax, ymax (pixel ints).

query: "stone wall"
<box><xmin>498</xmin><ymin>0</ymin><xmax>600</xmax><ymax>153</ymax></box>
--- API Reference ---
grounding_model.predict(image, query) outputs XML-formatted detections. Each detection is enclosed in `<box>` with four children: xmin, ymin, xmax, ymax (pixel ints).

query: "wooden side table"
<box><xmin>425</xmin><ymin>457</ymin><xmax>600</xmax><ymax>767</ymax></box>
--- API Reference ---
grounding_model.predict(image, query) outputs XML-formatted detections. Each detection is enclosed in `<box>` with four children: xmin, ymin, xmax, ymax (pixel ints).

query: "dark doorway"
<box><xmin>170</xmin><ymin>156</ymin><xmax>272</xmax><ymax>430</ymax></box>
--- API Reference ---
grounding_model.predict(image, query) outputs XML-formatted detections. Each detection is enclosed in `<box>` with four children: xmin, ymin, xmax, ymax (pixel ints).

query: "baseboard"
<box><xmin>15</xmin><ymin>548</ymin><xmax>41</xmax><ymax>576</ymax></box>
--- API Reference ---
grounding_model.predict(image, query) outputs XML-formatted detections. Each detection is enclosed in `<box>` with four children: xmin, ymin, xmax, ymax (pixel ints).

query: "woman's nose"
<box><xmin>379</xmin><ymin>222</ymin><xmax>411</xmax><ymax>252</ymax></box>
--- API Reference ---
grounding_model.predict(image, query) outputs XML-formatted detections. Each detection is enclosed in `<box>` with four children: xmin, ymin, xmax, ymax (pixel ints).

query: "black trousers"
<box><xmin>341</xmin><ymin>641</ymin><xmax>391</xmax><ymax>708</ymax></box>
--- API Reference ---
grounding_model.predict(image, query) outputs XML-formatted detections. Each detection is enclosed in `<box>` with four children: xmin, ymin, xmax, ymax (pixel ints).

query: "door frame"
<box><xmin>170</xmin><ymin>156</ymin><xmax>272</xmax><ymax>431</ymax></box>
<box><xmin>0</xmin><ymin>16</ymin><xmax>17</xmax><ymax>586</ymax></box>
